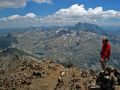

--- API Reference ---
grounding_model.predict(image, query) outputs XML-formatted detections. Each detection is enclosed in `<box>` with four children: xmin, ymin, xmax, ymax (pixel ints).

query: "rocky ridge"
<box><xmin>0</xmin><ymin>57</ymin><xmax>120</xmax><ymax>90</ymax></box>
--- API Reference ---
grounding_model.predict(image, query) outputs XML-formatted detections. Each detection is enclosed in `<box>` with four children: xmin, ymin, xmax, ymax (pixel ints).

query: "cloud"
<box><xmin>0</xmin><ymin>0</ymin><xmax>27</xmax><ymax>8</ymax></box>
<box><xmin>2</xmin><ymin>13</ymin><xmax>36</xmax><ymax>21</ymax></box>
<box><xmin>55</xmin><ymin>4</ymin><xmax>120</xmax><ymax>18</ymax></box>
<box><xmin>1</xmin><ymin>4</ymin><xmax>120</xmax><ymax>28</ymax></box>
<box><xmin>0</xmin><ymin>13</ymin><xmax>38</xmax><ymax>28</ymax></box>
<box><xmin>55</xmin><ymin>4</ymin><xmax>87</xmax><ymax>16</ymax></box>
<box><xmin>32</xmin><ymin>0</ymin><xmax>51</xmax><ymax>4</ymax></box>
<box><xmin>25</xmin><ymin>13</ymin><xmax>36</xmax><ymax>18</ymax></box>
<box><xmin>39</xmin><ymin>4</ymin><xmax>120</xmax><ymax>26</ymax></box>
<box><xmin>0</xmin><ymin>0</ymin><xmax>51</xmax><ymax>8</ymax></box>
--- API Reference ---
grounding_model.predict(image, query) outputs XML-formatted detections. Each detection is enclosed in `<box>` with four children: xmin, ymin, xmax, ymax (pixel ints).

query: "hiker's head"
<box><xmin>102</xmin><ymin>37</ymin><xmax>108</xmax><ymax>45</ymax></box>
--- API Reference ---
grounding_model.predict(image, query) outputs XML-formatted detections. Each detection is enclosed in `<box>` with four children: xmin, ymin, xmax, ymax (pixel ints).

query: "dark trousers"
<box><xmin>100</xmin><ymin>60</ymin><xmax>106</xmax><ymax>70</ymax></box>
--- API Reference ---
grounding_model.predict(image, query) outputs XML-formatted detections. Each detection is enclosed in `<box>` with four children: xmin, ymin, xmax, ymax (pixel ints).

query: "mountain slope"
<box><xmin>0</xmin><ymin>48</ymin><xmax>38</xmax><ymax>69</ymax></box>
<box><xmin>0</xmin><ymin>57</ymin><xmax>100</xmax><ymax>90</ymax></box>
<box><xmin>1</xmin><ymin>22</ymin><xmax>120</xmax><ymax>70</ymax></box>
<box><xmin>13</xmin><ymin>29</ymin><xmax>102</xmax><ymax>69</ymax></box>
<box><xmin>70</xmin><ymin>22</ymin><xmax>105</xmax><ymax>34</ymax></box>
<box><xmin>1</xmin><ymin>55</ymin><xmax>120</xmax><ymax>90</ymax></box>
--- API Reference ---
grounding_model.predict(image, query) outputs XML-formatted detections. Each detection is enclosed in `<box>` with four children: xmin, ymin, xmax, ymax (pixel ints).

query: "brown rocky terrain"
<box><xmin>0</xmin><ymin>48</ymin><xmax>120</xmax><ymax>90</ymax></box>
<box><xmin>1</xmin><ymin>58</ymin><xmax>120</xmax><ymax>90</ymax></box>
<box><xmin>0</xmin><ymin>58</ymin><xmax>100</xmax><ymax>90</ymax></box>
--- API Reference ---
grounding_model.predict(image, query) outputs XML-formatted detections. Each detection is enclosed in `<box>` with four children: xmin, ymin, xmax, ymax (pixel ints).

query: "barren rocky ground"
<box><xmin>0</xmin><ymin>58</ymin><xmax>100</xmax><ymax>90</ymax></box>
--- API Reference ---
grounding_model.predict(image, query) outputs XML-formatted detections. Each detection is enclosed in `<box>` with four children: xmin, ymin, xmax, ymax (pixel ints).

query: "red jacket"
<box><xmin>100</xmin><ymin>42</ymin><xmax>111</xmax><ymax>60</ymax></box>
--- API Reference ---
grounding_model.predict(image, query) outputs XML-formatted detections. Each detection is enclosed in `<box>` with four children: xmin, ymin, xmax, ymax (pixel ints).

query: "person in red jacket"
<box><xmin>100</xmin><ymin>37</ymin><xmax>111</xmax><ymax>70</ymax></box>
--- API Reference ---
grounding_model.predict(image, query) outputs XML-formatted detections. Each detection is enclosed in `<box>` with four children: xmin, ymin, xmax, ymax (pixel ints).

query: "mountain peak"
<box><xmin>73</xmin><ymin>22</ymin><xmax>104</xmax><ymax>34</ymax></box>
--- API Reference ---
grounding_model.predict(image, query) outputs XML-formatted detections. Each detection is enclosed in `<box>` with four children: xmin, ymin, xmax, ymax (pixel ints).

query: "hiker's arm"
<box><xmin>107</xmin><ymin>46</ymin><xmax>111</xmax><ymax>60</ymax></box>
<box><xmin>100</xmin><ymin>46</ymin><xmax>103</xmax><ymax>55</ymax></box>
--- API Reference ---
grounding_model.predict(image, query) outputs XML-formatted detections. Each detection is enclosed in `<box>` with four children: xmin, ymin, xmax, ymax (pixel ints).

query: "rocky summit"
<box><xmin>0</xmin><ymin>56</ymin><xmax>120</xmax><ymax>90</ymax></box>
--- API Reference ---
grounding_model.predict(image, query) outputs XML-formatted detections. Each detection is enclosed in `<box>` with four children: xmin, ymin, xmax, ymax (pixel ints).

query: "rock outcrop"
<box><xmin>0</xmin><ymin>59</ymin><xmax>120</xmax><ymax>90</ymax></box>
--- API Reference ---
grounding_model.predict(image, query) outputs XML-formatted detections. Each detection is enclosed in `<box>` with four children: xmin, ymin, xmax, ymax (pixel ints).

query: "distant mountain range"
<box><xmin>68</xmin><ymin>22</ymin><xmax>105</xmax><ymax>34</ymax></box>
<box><xmin>0</xmin><ymin>22</ymin><xmax>120</xmax><ymax>70</ymax></box>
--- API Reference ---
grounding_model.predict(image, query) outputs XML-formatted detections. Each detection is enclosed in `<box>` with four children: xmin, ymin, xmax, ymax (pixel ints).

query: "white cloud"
<box><xmin>25</xmin><ymin>13</ymin><xmax>36</xmax><ymax>18</ymax></box>
<box><xmin>1</xmin><ymin>4</ymin><xmax>120</xmax><ymax>28</ymax></box>
<box><xmin>0</xmin><ymin>0</ymin><xmax>27</xmax><ymax>8</ymax></box>
<box><xmin>8</xmin><ymin>15</ymin><xmax>20</xmax><ymax>20</ymax></box>
<box><xmin>2</xmin><ymin>13</ymin><xmax>36</xmax><ymax>21</ymax></box>
<box><xmin>0</xmin><ymin>0</ymin><xmax>51</xmax><ymax>8</ymax></box>
<box><xmin>39</xmin><ymin>4</ymin><xmax>120</xmax><ymax>26</ymax></box>
<box><xmin>0</xmin><ymin>13</ymin><xmax>38</xmax><ymax>28</ymax></box>
<box><xmin>55</xmin><ymin>4</ymin><xmax>120</xmax><ymax>18</ymax></box>
<box><xmin>32</xmin><ymin>0</ymin><xmax>51</xmax><ymax>4</ymax></box>
<box><xmin>55</xmin><ymin>4</ymin><xmax>87</xmax><ymax>16</ymax></box>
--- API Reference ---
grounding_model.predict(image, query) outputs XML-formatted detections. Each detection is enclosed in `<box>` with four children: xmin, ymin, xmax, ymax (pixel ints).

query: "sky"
<box><xmin>0</xmin><ymin>0</ymin><xmax>120</xmax><ymax>28</ymax></box>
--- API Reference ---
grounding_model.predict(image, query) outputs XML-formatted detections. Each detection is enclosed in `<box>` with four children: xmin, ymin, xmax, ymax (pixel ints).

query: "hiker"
<box><xmin>100</xmin><ymin>37</ymin><xmax>111</xmax><ymax>70</ymax></box>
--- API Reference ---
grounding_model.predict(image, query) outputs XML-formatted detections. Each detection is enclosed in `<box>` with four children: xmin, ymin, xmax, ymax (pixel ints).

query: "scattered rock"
<box><xmin>1</xmin><ymin>59</ymin><xmax>120</xmax><ymax>90</ymax></box>
<box><xmin>76</xmin><ymin>84</ymin><xmax>81</xmax><ymax>90</ymax></box>
<box><xmin>33</xmin><ymin>71</ymin><xmax>45</xmax><ymax>78</ymax></box>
